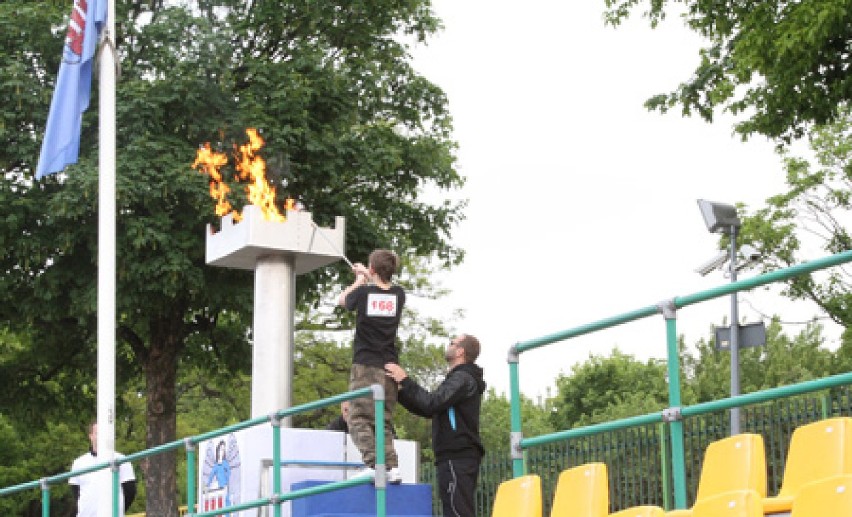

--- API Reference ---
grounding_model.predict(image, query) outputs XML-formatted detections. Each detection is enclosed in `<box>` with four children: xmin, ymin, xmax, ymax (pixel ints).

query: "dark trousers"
<box><xmin>437</xmin><ymin>457</ymin><xmax>481</xmax><ymax>517</ymax></box>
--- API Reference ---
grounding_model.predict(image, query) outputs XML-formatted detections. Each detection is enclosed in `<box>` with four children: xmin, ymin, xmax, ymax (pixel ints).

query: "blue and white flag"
<box><xmin>36</xmin><ymin>0</ymin><xmax>107</xmax><ymax>179</ymax></box>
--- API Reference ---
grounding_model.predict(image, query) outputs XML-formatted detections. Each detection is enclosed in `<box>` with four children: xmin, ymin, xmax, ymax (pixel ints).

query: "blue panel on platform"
<box><xmin>291</xmin><ymin>480</ymin><xmax>433</xmax><ymax>517</ymax></box>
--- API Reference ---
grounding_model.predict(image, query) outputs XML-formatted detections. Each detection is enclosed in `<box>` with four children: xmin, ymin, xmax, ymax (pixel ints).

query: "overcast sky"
<box><xmin>405</xmin><ymin>1</ymin><xmax>842</xmax><ymax>398</ymax></box>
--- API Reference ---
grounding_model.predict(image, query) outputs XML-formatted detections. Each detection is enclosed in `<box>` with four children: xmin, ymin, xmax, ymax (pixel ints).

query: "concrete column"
<box><xmin>251</xmin><ymin>254</ymin><xmax>296</xmax><ymax>425</ymax></box>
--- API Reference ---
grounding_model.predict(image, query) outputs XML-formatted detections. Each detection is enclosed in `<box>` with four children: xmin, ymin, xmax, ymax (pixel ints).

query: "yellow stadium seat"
<box><xmin>690</xmin><ymin>490</ymin><xmax>763</xmax><ymax>517</ymax></box>
<box><xmin>491</xmin><ymin>474</ymin><xmax>542</xmax><ymax>517</ymax></box>
<box><xmin>763</xmin><ymin>417</ymin><xmax>852</xmax><ymax>514</ymax></box>
<box><xmin>609</xmin><ymin>506</ymin><xmax>665</xmax><ymax>517</ymax></box>
<box><xmin>667</xmin><ymin>433</ymin><xmax>766</xmax><ymax>516</ymax></box>
<box><xmin>790</xmin><ymin>474</ymin><xmax>852</xmax><ymax>517</ymax></box>
<box><xmin>549</xmin><ymin>462</ymin><xmax>609</xmax><ymax>517</ymax></box>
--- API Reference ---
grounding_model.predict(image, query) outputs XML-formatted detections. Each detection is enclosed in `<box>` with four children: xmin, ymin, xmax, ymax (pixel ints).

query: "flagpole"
<box><xmin>96</xmin><ymin>0</ymin><xmax>117</xmax><ymax>514</ymax></box>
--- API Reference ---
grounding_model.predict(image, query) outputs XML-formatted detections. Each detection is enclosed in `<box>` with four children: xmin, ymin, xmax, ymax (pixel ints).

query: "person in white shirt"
<box><xmin>69</xmin><ymin>422</ymin><xmax>137</xmax><ymax>517</ymax></box>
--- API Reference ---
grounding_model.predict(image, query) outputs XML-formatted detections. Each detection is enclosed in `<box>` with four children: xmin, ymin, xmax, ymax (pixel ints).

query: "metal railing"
<box><xmin>507</xmin><ymin>249</ymin><xmax>852</xmax><ymax>510</ymax></box>
<box><xmin>4</xmin><ymin>250</ymin><xmax>851</xmax><ymax>516</ymax></box>
<box><xmin>0</xmin><ymin>385</ymin><xmax>389</xmax><ymax>517</ymax></box>
<box><xmin>437</xmin><ymin>389</ymin><xmax>848</xmax><ymax>515</ymax></box>
<box><xmin>420</xmin><ymin>389</ymin><xmax>851</xmax><ymax>514</ymax></box>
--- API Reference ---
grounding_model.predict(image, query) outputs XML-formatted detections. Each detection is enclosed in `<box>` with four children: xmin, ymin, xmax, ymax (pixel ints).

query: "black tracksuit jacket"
<box><xmin>397</xmin><ymin>362</ymin><xmax>486</xmax><ymax>463</ymax></box>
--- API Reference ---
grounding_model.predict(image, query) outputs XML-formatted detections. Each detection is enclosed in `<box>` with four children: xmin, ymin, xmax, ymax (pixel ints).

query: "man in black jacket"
<box><xmin>325</xmin><ymin>400</ymin><xmax>351</xmax><ymax>433</ymax></box>
<box><xmin>385</xmin><ymin>334</ymin><xmax>486</xmax><ymax>517</ymax></box>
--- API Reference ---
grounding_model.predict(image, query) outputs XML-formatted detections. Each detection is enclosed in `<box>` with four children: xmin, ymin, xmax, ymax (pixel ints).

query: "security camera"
<box><xmin>739</xmin><ymin>244</ymin><xmax>761</xmax><ymax>262</ymax></box>
<box><xmin>695</xmin><ymin>251</ymin><xmax>730</xmax><ymax>276</ymax></box>
<box><xmin>733</xmin><ymin>244</ymin><xmax>762</xmax><ymax>272</ymax></box>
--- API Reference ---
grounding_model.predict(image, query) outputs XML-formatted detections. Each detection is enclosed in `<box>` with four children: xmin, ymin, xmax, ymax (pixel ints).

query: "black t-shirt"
<box><xmin>344</xmin><ymin>284</ymin><xmax>405</xmax><ymax>367</ymax></box>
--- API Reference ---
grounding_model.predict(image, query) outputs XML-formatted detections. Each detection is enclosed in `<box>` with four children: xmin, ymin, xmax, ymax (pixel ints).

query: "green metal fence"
<box><xmin>0</xmin><ymin>386</ymin><xmax>389</xmax><ymax>517</ymax></box>
<box><xmin>4</xmin><ymin>250</ymin><xmax>851</xmax><ymax>516</ymax></box>
<box><xmin>495</xmin><ymin>249</ymin><xmax>852</xmax><ymax>516</ymax></box>
<box><xmin>421</xmin><ymin>387</ymin><xmax>851</xmax><ymax>516</ymax></box>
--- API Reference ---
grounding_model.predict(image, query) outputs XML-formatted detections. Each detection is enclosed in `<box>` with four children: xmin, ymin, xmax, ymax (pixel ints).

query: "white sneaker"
<box><xmin>350</xmin><ymin>467</ymin><xmax>375</xmax><ymax>480</ymax></box>
<box><xmin>387</xmin><ymin>467</ymin><xmax>402</xmax><ymax>484</ymax></box>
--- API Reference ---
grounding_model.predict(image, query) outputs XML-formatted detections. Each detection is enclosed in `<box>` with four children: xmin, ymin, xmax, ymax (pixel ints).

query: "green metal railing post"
<box><xmin>112</xmin><ymin>462</ymin><xmax>121</xmax><ymax>517</ymax></box>
<box><xmin>657</xmin><ymin>423</ymin><xmax>671</xmax><ymax>511</ymax></box>
<box><xmin>372</xmin><ymin>384</ymin><xmax>387</xmax><ymax>517</ymax></box>
<box><xmin>39</xmin><ymin>479</ymin><xmax>49</xmax><ymax>517</ymax></box>
<box><xmin>659</xmin><ymin>301</ymin><xmax>687</xmax><ymax>509</ymax></box>
<box><xmin>271</xmin><ymin>413</ymin><xmax>283</xmax><ymax>517</ymax></box>
<box><xmin>185</xmin><ymin>438</ymin><xmax>197</xmax><ymax>517</ymax></box>
<box><xmin>508</xmin><ymin>345</ymin><xmax>525</xmax><ymax>477</ymax></box>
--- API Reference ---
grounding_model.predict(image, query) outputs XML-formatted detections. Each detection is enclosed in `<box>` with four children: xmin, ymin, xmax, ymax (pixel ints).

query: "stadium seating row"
<box><xmin>491</xmin><ymin>416</ymin><xmax>852</xmax><ymax>517</ymax></box>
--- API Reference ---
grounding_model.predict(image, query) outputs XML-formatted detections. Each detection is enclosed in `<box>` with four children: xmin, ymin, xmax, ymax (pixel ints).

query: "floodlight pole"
<box><xmin>697</xmin><ymin>198</ymin><xmax>743</xmax><ymax>435</ymax></box>
<box><xmin>729</xmin><ymin>225</ymin><xmax>741</xmax><ymax>435</ymax></box>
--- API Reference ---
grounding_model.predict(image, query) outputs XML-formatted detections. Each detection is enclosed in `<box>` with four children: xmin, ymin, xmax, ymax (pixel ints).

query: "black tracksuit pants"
<box><xmin>436</xmin><ymin>457</ymin><xmax>481</xmax><ymax>517</ymax></box>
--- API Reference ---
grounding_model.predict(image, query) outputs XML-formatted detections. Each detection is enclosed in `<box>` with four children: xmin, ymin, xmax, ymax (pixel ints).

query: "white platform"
<box><xmin>206</xmin><ymin>205</ymin><xmax>346</xmax><ymax>274</ymax></box>
<box><xmin>196</xmin><ymin>427</ymin><xmax>420</xmax><ymax>517</ymax></box>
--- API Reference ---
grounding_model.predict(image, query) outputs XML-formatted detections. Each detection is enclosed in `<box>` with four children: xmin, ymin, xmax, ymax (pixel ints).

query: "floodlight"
<box><xmin>697</xmin><ymin>199</ymin><xmax>741</xmax><ymax>234</ymax></box>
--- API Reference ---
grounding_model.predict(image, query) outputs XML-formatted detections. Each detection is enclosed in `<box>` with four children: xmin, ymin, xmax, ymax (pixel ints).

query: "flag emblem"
<box><xmin>66</xmin><ymin>0</ymin><xmax>88</xmax><ymax>58</ymax></box>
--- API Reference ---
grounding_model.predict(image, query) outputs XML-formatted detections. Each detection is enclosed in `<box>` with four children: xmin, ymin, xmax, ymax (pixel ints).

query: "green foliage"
<box><xmin>684</xmin><ymin>319</ymin><xmax>835</xmax><ymax>402</ymax></box>
<box><xmin>550</xmin><ymin>321</ymin><xmax>842</xmax><ymax>433</ymax></box>
<box><xmin>549</xmin><ymin>320</ymin><xmax>844</xmax><ymax>432</ymax></box>
<box><xmin>602</xmin><ymin>0</ymin><xmax>852</xmax><ymax>142</ymax></box>
<box><xmin>0</xmin><ymin>415</ymin><xmax>30</xmax><ymax>515</ymax></box>
<box><xmin>292</xmin><ymin>336</ymin><xmax>352</xmax><ymax>428</ymax></box>
<box><xmin>833</xmin><ymin>328</ymin><xmax>852</xmax><ymax>372</ymax></box>
<box><xmin>0</xmin><ymin>0</ymin><xmax>463</xmax><ymax>512</ymax></box>
<box><xmin>737</xmin><ymin>107</ymin><xmax>852</xmax><ymax>328</ymax></box>
<box><xmin>480</xmin><ymin>388</ymin><xmax>556</xmax><ymax>454</ymax></box>
<box><xmin>551</xmin><ymin>350</ymin><xmax>670</xmax><ymax>429</ymax></box>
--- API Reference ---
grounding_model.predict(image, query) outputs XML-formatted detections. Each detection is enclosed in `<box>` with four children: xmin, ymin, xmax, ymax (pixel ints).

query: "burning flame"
<box><xmin>192</xmin><ymin>128</ymin><xmax>296</xmax><ymax>222</ymax></box>
<box><xmin>192</xmin><ymin>143</ymin><xmax>234</xmax><ymax>218</ymax></box>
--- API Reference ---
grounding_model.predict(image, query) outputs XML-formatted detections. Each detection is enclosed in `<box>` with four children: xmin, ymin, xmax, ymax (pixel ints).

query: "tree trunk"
<box><xmin>145</xmin><ymin>324</ymin><xmax>180</xmax><ymax>517</ymax></box>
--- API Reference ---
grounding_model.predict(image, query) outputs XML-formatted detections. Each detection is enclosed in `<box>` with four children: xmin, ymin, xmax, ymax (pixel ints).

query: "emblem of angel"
<box><xmin>203</xmin><ymin>433</ymin><xmax>241</xmax><ymax>513</ymax></box>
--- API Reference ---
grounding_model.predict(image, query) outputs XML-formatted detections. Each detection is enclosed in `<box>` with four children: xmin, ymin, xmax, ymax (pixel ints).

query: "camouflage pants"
<box><xmin>349</xmin><ymin>363</ymin><xmax>399</xmax><ymax>469</ymax></box>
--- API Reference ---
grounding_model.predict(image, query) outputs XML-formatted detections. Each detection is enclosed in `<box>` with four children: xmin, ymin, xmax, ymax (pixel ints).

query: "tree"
<box><xmin>479</xmin><ymin>388</ymin><xmax>555</xmax><ymax>455</ymax></box>
<box><xmin>683</xmin><ymin>319</ymin><xmax>835</xmax><ymax>403</ymax></box>
<box><xmin>548</xmin><ymin>350</ymin><xmax>673</xmax><ymax>509</ymax></box>
<box><xmin>832</xmin><ymin>328</ymin><xmax>852</xmax><ymax>373</ymax></box>
<box><xmin>550</xmin><ymin>350</ymin><xmax>670</xmax><ymax>429</ymax></box>
<box><xmin>738</xmin><ymin>106</ymin><xmax>852</xmax><ymax>328</ymax></box>
<box><xmin>602</xmin><ymin>0</ymin><xmax>852</xmax><ymax>142</ymax></box>
<box><xmin>0</xmin><ymin>1</ymin><xmax>463</xmax><ymax>514</ymax></box>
